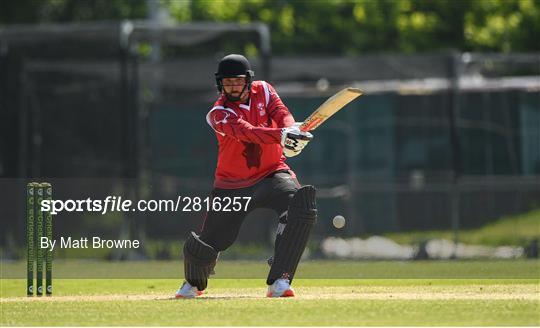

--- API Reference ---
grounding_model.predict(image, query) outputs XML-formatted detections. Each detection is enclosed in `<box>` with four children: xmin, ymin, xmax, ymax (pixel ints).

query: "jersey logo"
<box><xmin>257</xmin><ymin>102</ymin><xmax>265</xmax><ymax>116</ymax></box>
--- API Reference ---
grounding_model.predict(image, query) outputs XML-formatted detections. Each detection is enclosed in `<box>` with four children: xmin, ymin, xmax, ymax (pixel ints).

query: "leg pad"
<box><xmin>267</xmin><ymin>185</ymin><xmax>317</xmax><ymax>284</ymax></box>
<box><xmin>184</xmin><ymin>232</ymin><xmax>218</xmax><ymax>291</ymax></box>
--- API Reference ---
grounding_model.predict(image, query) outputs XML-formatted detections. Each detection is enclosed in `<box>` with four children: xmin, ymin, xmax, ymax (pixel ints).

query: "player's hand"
<box><xmin>280</xmin><ymin>125</ymin><xmax>313</xmax><ymax>157</ymax></box>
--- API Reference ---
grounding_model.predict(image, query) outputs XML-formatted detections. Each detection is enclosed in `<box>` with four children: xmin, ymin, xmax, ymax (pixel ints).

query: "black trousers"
<box><xmin>199</xmin><ymin>170</ymin><xmax>300</xmax><ymax>252</ymax></box>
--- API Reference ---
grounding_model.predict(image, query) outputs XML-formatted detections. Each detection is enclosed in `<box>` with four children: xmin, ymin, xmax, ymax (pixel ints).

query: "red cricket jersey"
<box><xmin>206</xmin><ymin>81</ymin><xmax>296</xmax><ymax>189</ymax></box>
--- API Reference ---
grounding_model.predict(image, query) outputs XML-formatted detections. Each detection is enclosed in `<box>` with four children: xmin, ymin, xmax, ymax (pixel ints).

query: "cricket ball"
<box><xmin>333</xmin><ymin>215</ymin><xmax>346</xmax><ymax>229</ymax></box>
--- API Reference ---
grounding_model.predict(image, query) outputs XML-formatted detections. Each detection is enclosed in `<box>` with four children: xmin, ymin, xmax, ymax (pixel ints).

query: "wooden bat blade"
<box><xmin>299</xmin><ymin>87</ymin><xmax>363</xmax><ymax>132</ymax></box>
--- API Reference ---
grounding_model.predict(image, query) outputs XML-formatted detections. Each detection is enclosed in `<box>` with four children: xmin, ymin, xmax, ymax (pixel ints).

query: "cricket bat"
<box><xmin>299</xmin><ymin>87</ymin><xmax>363</xmax><ymax>132</ymax></box>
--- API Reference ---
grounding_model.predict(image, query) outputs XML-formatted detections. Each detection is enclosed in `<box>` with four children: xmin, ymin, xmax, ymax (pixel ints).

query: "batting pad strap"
<box><xmin>183</xmin><ymin>232</ymin><xmax>218</xmax><ymax>291</ymax></box>
<box><xmin>288</xmin><ymin>207</ymin><xmax>317</xmax><ymax>221</ymax></box>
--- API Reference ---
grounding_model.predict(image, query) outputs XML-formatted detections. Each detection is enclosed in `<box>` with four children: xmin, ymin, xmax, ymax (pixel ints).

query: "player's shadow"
<box><xmin>162</xmin><ymin>295</ymin><xmax>263</xmax><ymax>300</ymax></box>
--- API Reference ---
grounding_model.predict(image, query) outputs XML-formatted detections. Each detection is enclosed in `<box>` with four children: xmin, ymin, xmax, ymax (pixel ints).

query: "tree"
<box><xmin>2</xmin><ymin>0</ymin><xmax>539</xmax><ymax>54</ymax></box>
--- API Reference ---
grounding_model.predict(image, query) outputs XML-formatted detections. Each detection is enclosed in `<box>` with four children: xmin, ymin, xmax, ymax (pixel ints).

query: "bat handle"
<box><xmin>296</xmin><ymin>121</ymin><xmax>308</xmax><ymax>132</ymax></box>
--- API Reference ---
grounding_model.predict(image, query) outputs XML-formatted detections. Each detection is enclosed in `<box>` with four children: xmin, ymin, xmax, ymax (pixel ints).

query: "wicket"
<box><xmin>26</xmin><ymin>182</ymin><xmax>53</xmax><ymax>296</ymax></box>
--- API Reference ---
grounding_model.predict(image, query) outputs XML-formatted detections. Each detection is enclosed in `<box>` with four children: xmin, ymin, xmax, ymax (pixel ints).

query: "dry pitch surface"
<box><xmin>2</xmin><ymin>284</ymin><xmax>538</xmax><ymax>302</ymax></box>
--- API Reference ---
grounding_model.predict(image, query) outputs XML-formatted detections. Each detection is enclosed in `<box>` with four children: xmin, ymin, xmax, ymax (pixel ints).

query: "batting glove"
<box><xmin>281</xmin><ymin>125</ymin><xmax>313</xmax><ymax>157</ymax></box>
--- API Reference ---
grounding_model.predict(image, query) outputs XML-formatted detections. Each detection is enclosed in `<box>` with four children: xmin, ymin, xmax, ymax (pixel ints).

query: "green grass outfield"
<box><xmin>384</xmin><ymin>208</ymin><xmax>540</xmax><ymax>246</ymax></box>
<box><xmin>1</xmin><ymin>260</ymin><xmax>539</xmax><ymax>326</ymax></box>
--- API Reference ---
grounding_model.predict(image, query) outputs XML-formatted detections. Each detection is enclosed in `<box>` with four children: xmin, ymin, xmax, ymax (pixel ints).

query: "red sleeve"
<box><xmin>208</xmin><ymin>109</ymin><xmax>282</xmax><ymax>144</ymax></box>
<box><xmin>266</xmin><ymin>84</ymin><xmax>295</xmax><ymax>128</ymax></box>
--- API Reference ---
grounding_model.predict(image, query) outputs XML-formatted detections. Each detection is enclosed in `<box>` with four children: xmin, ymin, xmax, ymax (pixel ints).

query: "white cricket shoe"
<box><xmin>175</xmin><ymin>281</ymin><xmax>203</xmax><ymax>299</ymax></box>
<box><xmin>266</xmin><ymin>278</ymin><xmax>295</xmax><ymax>297</ymax></box>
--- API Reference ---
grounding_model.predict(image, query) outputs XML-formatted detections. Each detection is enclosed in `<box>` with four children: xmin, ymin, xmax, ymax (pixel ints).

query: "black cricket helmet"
<box><xmin>215</xmin><ymin>54</ymin><xmax>254</xmax><ymax>93</ymax></box>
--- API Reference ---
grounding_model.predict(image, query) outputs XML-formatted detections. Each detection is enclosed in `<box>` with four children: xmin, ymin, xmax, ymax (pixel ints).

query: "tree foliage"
<box><xmin>0</xmin><ymin>0</ymin><xmax>147</xmax><ymax>24</ymax></box>
<box><xmin>166</xmin><ymin>0</ymin><xmax>540</xmax><ymax>54</ymax></box>
<box><xmin>2</xmin><ymin>0</ymin><xmax>539</xmax><ymax>54</ymax></box>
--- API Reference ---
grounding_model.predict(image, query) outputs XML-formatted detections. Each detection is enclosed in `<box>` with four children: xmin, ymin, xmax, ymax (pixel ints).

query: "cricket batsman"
<box><xmin>175</xmin><ymin>54</ymin><xmax>317</xmax><ymax>298</ymax></box>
